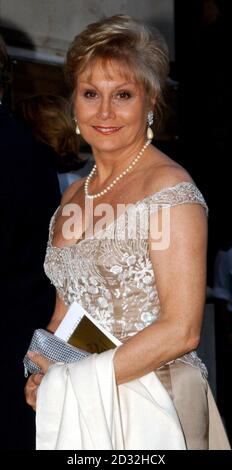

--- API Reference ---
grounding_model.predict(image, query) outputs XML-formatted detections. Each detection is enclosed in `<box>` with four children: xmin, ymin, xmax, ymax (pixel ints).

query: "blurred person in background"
<box><xmin>213</xmin><ymin>247</ymin><xmax>232</xmax><ymax>442</ymax></box>
<box><xmin>0</xmin><ymin>35</ymin><xmax>61</xmax><ymax>449</ymax></box>
<box><xmin>15</xmin><ymin>94</ymin><xmax>93</xmax><ymax>193</ymax></box>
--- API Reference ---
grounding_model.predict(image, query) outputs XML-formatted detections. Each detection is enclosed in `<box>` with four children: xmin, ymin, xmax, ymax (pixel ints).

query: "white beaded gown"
<box><xmin>44</xmin><ymin>182</ymin><xmax>230</xmax><ymax>449</ymax></box>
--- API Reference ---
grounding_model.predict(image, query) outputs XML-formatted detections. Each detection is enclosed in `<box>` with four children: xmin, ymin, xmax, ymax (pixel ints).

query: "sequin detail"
<box><xmin>44</xmin><ymin>182</ymin><xmax>208</xmax><ymax>376</ymax></box>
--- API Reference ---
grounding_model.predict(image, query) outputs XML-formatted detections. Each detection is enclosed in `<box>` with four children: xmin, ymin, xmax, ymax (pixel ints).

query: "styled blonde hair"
<box><xmin>65</xmin><ymin>15</ymin><xmax>169</xmax><ymax>120</ymax></box>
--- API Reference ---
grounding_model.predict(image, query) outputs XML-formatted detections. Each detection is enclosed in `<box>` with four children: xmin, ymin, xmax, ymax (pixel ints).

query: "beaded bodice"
<box><xmin>44</xmin><ymin>182</ymin><xmax>208</xmax><ymax>376</ymax></box>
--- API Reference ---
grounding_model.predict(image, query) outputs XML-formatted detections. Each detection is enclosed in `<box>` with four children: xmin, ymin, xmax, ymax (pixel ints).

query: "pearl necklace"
<box><xmin>84</xmin><ymin>139</ymin><xmax>151</xmax><ymax>199</ymax></box>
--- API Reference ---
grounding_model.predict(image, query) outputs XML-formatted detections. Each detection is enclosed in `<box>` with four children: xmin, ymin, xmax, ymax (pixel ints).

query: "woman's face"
<box><xmin>74</xmin><ymin>60</ymin><xmax>155</xmax><ymax>153</ymax></box>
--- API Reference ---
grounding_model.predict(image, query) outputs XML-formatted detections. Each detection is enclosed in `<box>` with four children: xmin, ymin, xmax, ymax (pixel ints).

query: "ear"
<box><xmin>150</xmin><ymin>94</ymin><xmax>157</xmax><ymax>109</ymax></box>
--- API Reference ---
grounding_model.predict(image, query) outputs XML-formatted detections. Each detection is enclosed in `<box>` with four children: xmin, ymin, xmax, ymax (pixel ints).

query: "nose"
<box><xmin>96</xmin><ymin>97</ymin><xmax>115</xmax><ymax>121</ymax></box>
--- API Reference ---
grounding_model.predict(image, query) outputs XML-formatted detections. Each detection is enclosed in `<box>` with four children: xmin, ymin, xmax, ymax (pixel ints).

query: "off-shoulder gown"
<box><xmin>44</xmin><ymin>182</ymin><xmax>230</xmax><ymax>449</ymax></box>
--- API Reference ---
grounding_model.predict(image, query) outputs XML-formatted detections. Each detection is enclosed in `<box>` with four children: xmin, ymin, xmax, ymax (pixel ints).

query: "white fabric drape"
<box><xmin>36</xmin><ymin>349</ymin><xmax>186</xmax><ymax>450</ymax></box>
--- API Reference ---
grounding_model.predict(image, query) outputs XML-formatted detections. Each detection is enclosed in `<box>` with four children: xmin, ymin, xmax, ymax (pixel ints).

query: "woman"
<box><xmin>25</xmin><ymin>15</ymin><xmax>230</xmax><ymax>449</ymax></box>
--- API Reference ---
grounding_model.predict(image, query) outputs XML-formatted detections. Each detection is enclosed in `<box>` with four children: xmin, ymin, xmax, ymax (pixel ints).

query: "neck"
<box><xmin>91</xmin><ymin>135</ymin><xmax>147</xmax><ymax>186</ymax></box>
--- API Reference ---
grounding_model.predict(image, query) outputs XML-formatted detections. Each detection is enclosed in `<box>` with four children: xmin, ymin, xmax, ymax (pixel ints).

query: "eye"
<box><xmin>116</xmin><ymin>91</ymin><xmax>132</xmax><ymax>100</ymax></box>
<box><xmin>84</xmin><ymin>90</ymin><xmax>97</xmax><ymax>99</ymax></box>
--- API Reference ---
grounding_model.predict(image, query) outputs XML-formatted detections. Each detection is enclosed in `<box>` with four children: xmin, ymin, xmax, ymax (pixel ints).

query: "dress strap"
<box><xmin>145</xmin><ymin>182</ymin><xmax>208</xmax><ymax>215</ymax></box>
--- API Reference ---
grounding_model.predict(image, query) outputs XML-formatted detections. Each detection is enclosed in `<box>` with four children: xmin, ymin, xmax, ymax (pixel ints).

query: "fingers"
<box><xmin>32</xmin><ymin>373</ymin><xmax>44</xmax><ymax>386</ymax></box>
<box><xmin>27</xmin><ymin>351</ymin><xmax>53</xmax><ymax>374</ymax></box>
<box><xmin>25</xmin><ymin>353</ymin><xmax>54</xmax><ymax>410</ymax></box>
<box><xmin>24</xmin><ymin>373</ymin><xmax>43</xmax><ymax>411</ymax></box>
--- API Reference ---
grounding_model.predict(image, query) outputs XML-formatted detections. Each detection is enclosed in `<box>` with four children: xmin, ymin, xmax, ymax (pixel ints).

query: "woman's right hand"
<box><xmin>24</xmin><ymin>373</ymin><xmax>44</xmax><ymax>411</ymax></box>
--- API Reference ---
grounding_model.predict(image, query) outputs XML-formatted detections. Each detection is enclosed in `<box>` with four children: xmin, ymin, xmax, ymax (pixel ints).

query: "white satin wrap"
<box><xmin>36</xmin><ymin>349</ymin><xmax>186</xmax><ymax>450</ymax></box>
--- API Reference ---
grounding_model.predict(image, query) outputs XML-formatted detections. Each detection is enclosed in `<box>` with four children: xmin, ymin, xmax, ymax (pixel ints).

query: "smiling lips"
<box><xmin>93</xmin><ymin>126</ymin><xmax>122</xmax><ymax>135</ymax></box>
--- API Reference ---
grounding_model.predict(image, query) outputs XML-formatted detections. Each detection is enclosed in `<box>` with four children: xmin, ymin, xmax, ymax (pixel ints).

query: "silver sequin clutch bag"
<box><xmin>23</xmin><ymin>328</ymin><xmax>90</xmax><ymax>377</ymax></box>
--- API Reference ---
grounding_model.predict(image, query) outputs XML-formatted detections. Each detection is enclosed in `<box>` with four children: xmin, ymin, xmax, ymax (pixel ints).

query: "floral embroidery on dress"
<box><xmin>44</xmin><ymin>182</ymin><xmax>208</xmax><ymax>376</ymax></box>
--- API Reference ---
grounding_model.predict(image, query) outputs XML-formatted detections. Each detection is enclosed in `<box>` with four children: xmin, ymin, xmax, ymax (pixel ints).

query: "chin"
<box><xmin>96</xmin><ymin>142</ymin><xmax>123</xmax><ymax>152</ymax></box>
<box><xmin>88</xmin><ymin>136</ymin><xmax>126</xmax><ymax>152</ymax></box>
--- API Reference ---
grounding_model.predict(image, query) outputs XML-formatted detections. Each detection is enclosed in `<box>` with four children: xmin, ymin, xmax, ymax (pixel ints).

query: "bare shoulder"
<box><xmin>143</xmin><ymin>146</ymin><xmax>194</xmax><ymax>195</ymax></box>
<box><xmin>61</xmin><ymin>177</ymin><xmax>86</xmax><ymax>207</ymax></box>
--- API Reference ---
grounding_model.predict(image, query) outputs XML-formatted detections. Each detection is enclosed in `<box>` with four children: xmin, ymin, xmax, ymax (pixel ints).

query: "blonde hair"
<box><xmin>65</xmin><ymin>15</ymin><xmax>169</xmax><ymax>121</ymax></box>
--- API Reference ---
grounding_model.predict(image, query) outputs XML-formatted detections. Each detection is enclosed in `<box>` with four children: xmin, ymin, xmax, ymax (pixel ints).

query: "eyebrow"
<box><xmin>78</xmin><ymin>81</ymin><xmax>136</xmax><ymax>89</ymax></box>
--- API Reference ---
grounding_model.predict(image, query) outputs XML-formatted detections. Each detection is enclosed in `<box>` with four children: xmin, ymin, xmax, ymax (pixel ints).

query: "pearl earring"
<box><xmin>147</xmin><ymin>111</ymin><xmax>154</xmax><ymax>140</ymax></box>
<box><xmin>75</xmin><ymin>124</ymin><xmax>81</xmax><ymax>135</ymax></box>
<box><xmin>74</xmin><ymin>117</ymin><xmax>81</xmax><ymax>135</ymax></box>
